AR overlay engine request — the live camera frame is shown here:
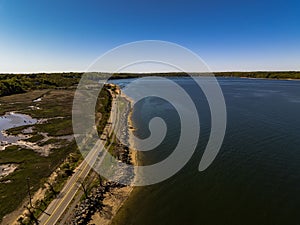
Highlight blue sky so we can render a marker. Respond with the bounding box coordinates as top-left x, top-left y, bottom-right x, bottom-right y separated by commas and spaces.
0, 0, 299, 73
